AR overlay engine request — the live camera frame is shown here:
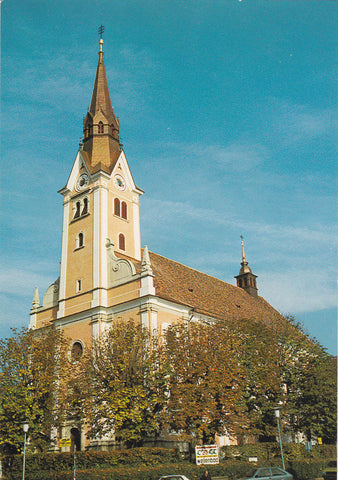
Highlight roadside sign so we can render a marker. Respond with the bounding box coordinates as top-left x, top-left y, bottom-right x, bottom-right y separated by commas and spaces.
195, 445, 219, 465
59, 438, 71, 448
318, 437, 322, 445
